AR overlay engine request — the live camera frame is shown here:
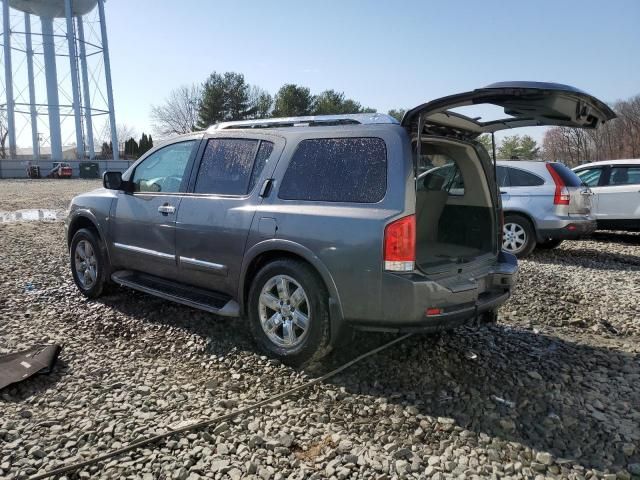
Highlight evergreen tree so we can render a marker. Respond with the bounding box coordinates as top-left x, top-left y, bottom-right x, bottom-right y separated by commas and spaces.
272, 84, 315, 117
138, 133, 153, 156
196, 72, 255, 128
387, 109, 406, 122
124, 137, 139, 157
